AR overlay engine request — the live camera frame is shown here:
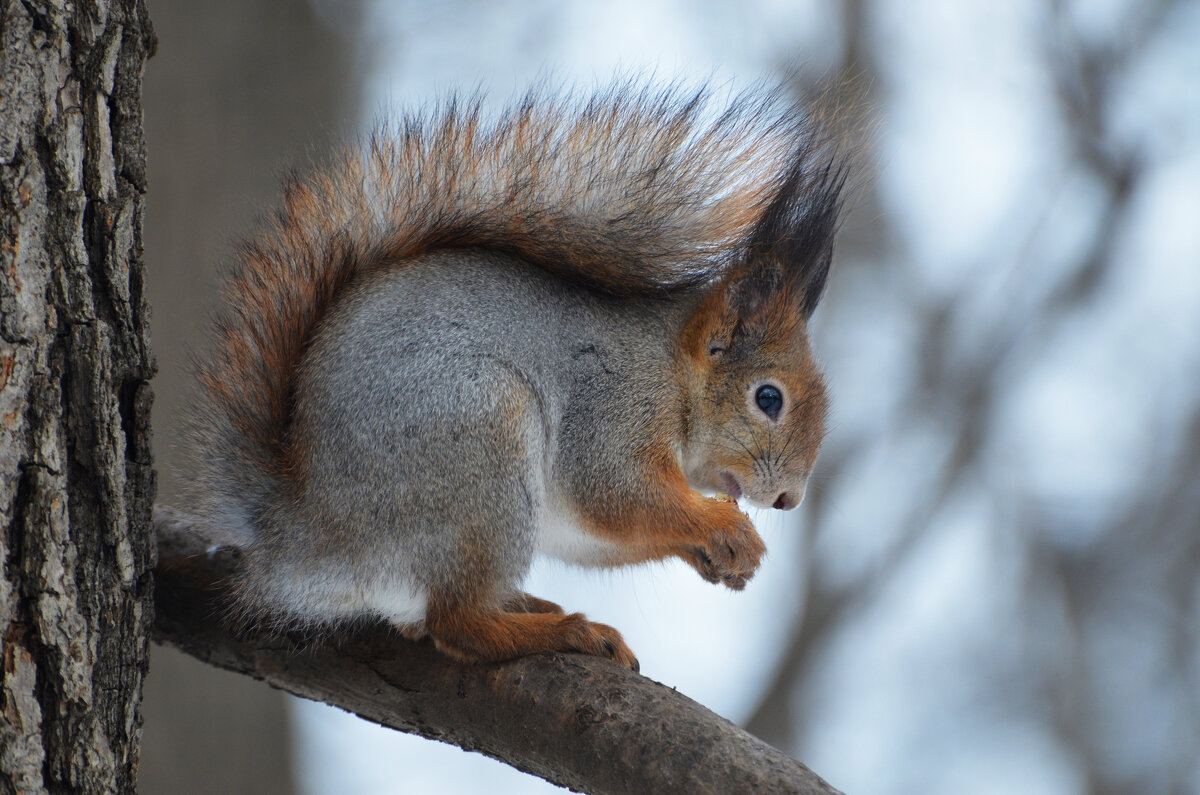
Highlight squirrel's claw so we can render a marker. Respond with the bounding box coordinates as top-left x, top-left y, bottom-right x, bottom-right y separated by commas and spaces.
585, 621, 639, 671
